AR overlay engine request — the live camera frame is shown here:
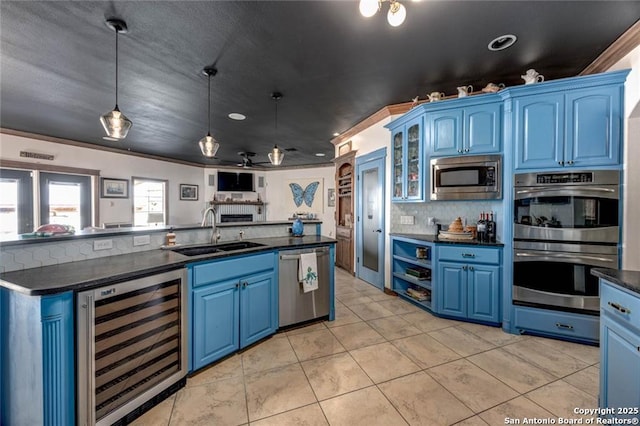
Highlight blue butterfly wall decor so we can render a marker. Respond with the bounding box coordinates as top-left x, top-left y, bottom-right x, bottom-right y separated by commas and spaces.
289, 181, 320, 207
